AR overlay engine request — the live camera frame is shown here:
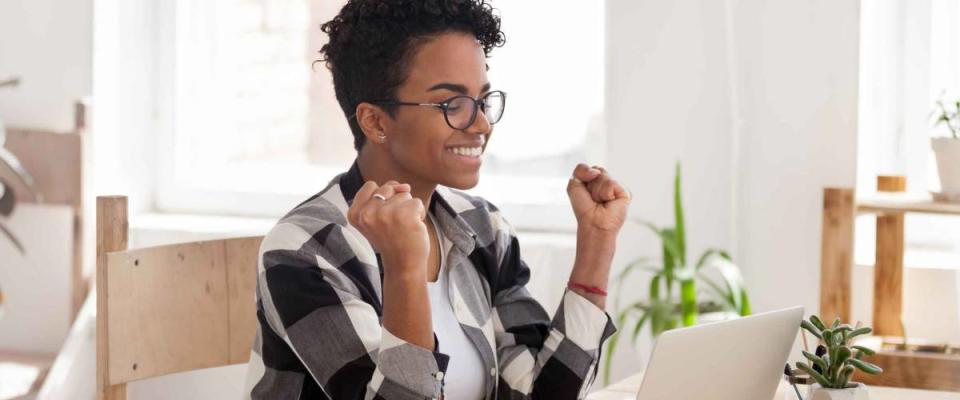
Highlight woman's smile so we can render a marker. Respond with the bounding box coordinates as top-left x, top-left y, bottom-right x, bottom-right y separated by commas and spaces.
444, 143, 484, 168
